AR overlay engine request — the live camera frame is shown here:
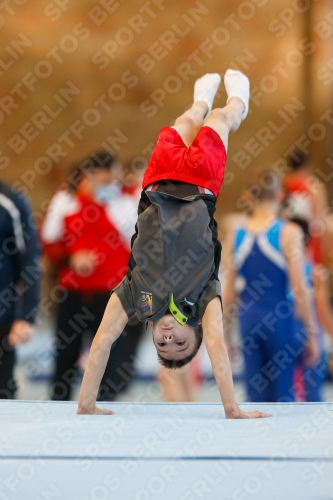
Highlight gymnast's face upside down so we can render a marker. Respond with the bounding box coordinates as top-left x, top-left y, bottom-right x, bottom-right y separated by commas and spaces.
151, 313, 203, 368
